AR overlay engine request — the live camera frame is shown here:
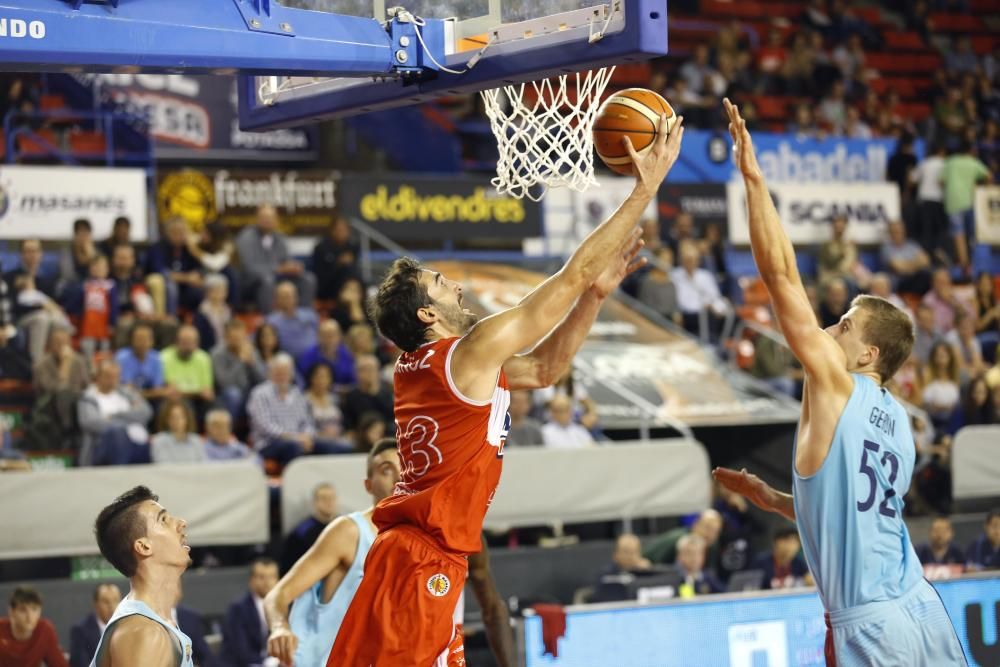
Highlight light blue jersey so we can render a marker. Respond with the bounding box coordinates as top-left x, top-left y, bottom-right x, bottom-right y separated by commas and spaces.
89, 595, 194, 667
793, 374, 966, 666
289, 511, 375, 667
